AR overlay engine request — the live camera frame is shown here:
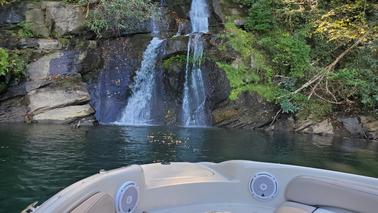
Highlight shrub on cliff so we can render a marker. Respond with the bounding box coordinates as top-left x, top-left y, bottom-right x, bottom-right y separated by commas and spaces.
0, 48, 26, 92
86, 0, 156, 37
